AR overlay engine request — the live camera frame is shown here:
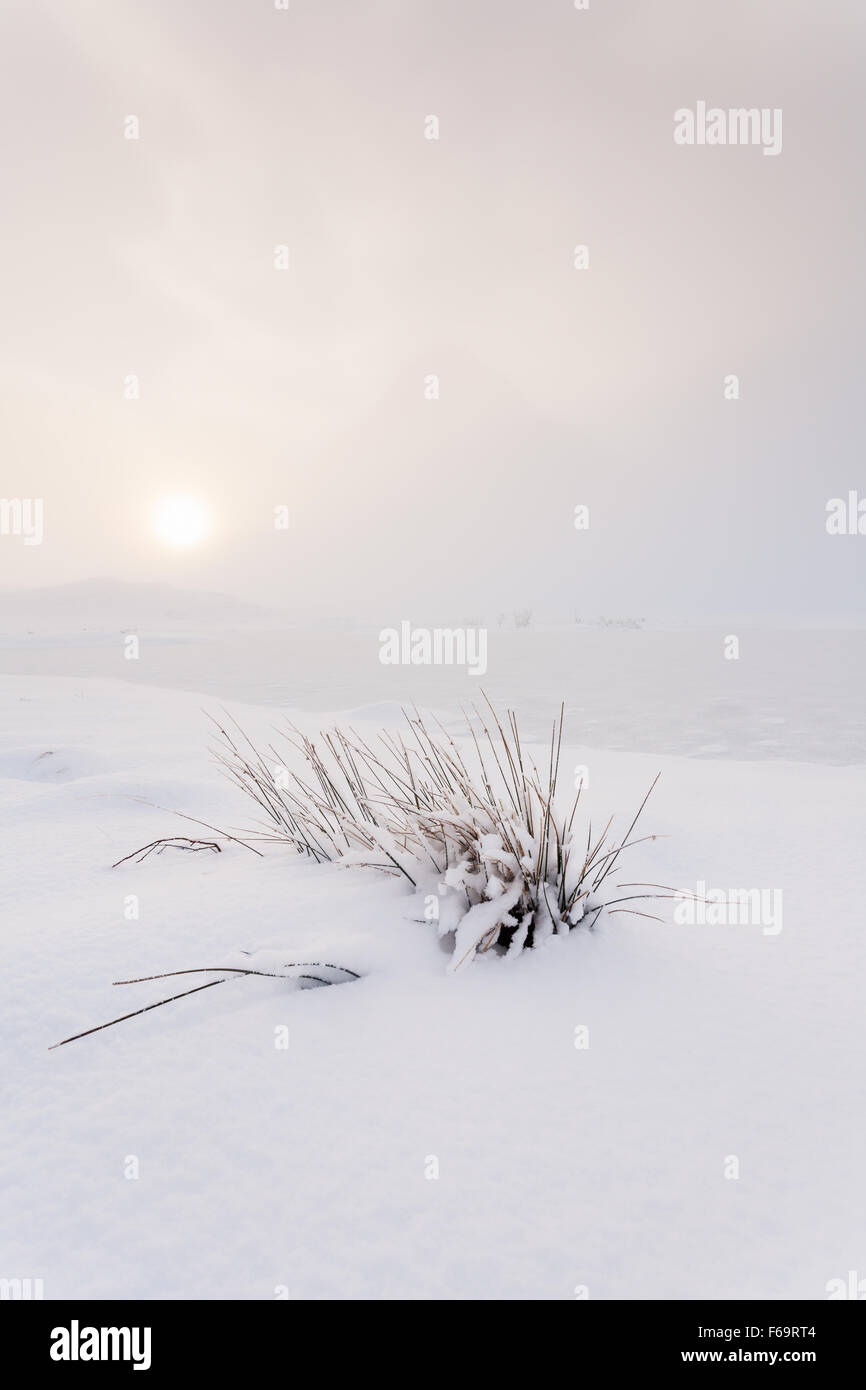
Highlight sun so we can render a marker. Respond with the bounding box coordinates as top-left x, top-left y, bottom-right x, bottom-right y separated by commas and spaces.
152, 495, 211, 548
